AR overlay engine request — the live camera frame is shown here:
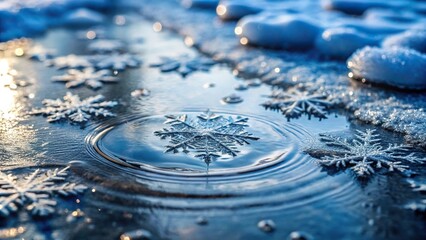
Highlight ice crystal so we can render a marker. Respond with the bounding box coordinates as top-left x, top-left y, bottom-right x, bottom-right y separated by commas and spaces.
154, 110, 259, 164
30, 92, 117, 123
46, 54, 93, 69
52, 68, 119, 90
262, 88, 331, 119
27, 45, 55, 61
95, 53, 141, 71
316, 129, 424, 177
149, 54, 215, 77
0, 167, 87, 216
405, 179, 426, 212
88, 39, 124, 53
